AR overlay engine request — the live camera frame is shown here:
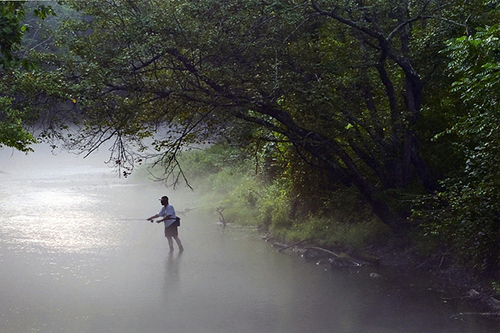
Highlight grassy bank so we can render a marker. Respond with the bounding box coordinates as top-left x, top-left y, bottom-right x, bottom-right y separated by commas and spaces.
169, 143, 390, 252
